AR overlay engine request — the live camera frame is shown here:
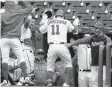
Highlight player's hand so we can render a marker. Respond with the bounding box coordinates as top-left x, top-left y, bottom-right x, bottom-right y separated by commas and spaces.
32, 7, 37, 13
65, 43, 72, 48
18, 65, 20, 68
